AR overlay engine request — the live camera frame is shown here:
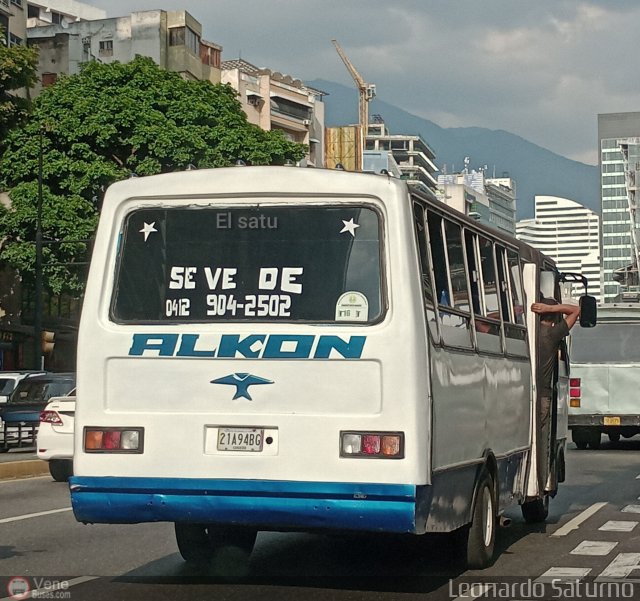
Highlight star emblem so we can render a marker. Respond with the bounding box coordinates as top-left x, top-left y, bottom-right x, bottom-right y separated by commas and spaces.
139, 222, 157, 242
340, 218, 360, 237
